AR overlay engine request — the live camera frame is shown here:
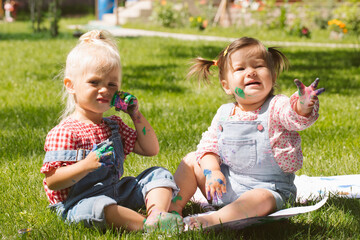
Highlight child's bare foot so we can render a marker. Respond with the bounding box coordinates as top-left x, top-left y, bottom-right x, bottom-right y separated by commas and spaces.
169, 202, 183, 216
183, 211, 218, 230
143, 209, 184, 233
